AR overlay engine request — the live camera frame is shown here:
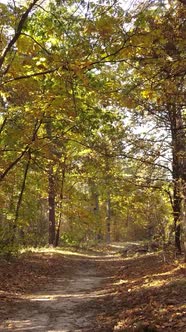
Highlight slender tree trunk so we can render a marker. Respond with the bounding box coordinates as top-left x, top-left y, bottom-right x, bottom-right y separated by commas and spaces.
10, 150, 31, 247
105, 152, 111, 244
94, 192, 102, 241
48, 163, 56, 246
182, 187, 186, 261
55, 159, 66, 247
106, 192, 111, 243
89, 179, 102, 241
55, 221, 60, 247
46, 118, 56, 246
173, 181, 182, 253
